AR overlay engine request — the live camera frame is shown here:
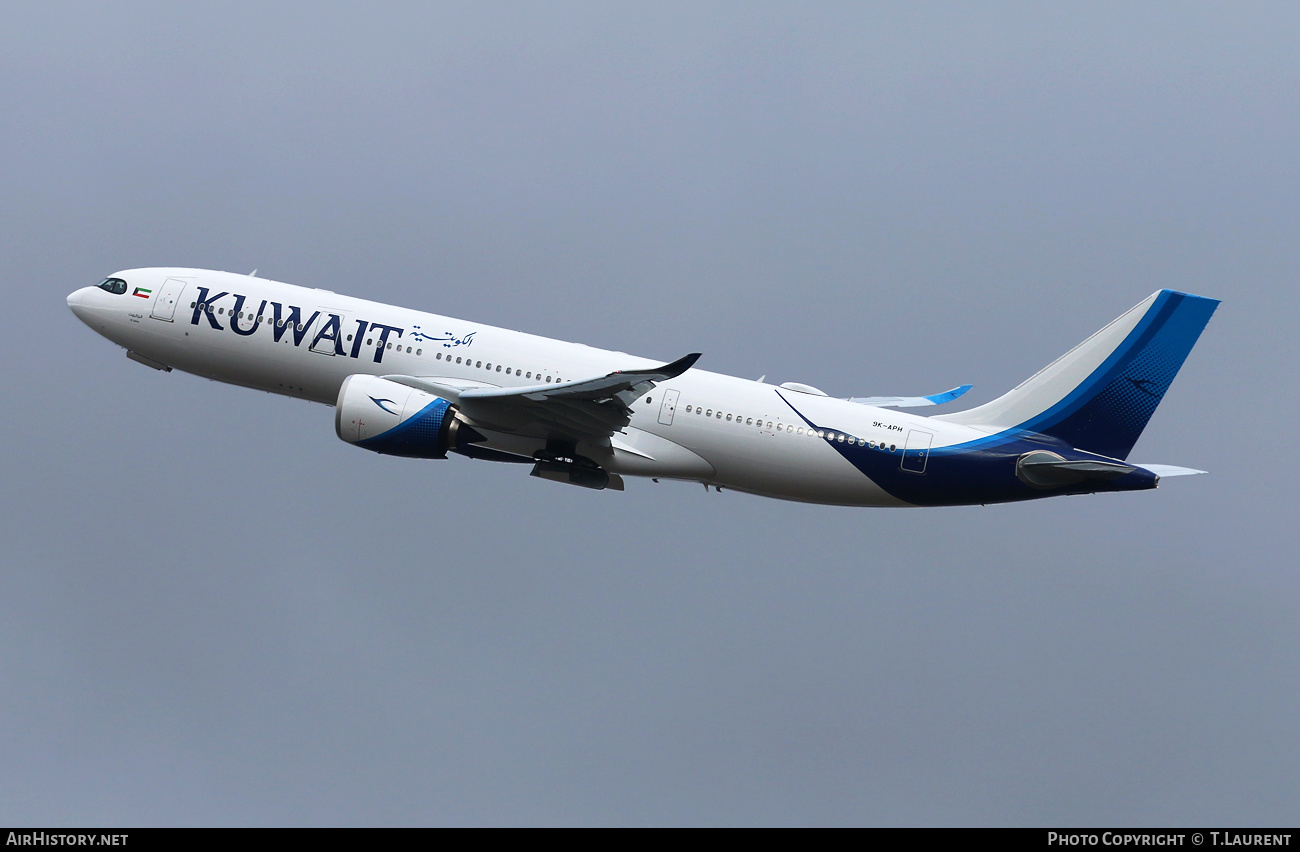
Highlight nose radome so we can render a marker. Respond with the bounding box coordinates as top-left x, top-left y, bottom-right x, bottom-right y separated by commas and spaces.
67, 287, 93, 321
